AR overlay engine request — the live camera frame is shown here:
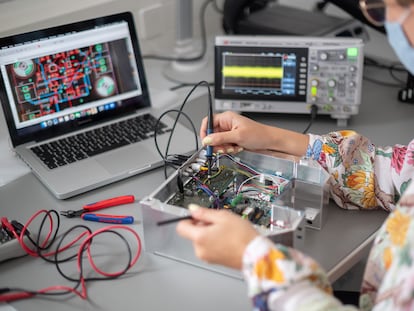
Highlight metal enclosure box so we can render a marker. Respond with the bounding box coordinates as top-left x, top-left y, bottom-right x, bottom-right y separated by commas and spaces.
140, 150, 330, 278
